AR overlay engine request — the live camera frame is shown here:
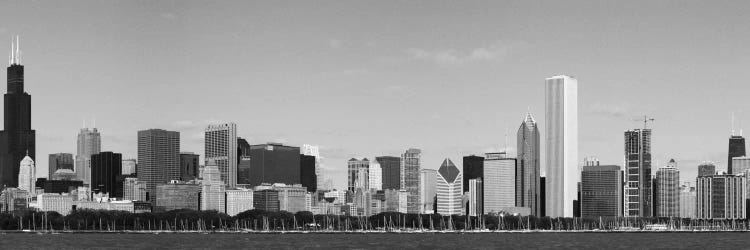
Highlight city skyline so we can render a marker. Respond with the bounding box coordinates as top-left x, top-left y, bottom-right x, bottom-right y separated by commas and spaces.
2, 1, 750, 191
